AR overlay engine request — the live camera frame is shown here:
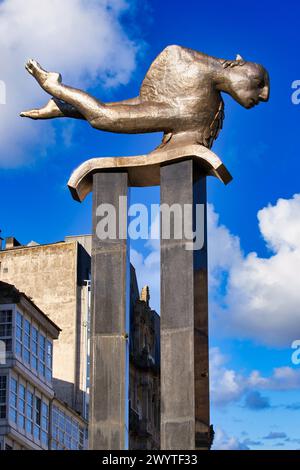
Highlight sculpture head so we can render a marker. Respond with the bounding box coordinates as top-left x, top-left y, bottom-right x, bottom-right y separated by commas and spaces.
219, 56, 270, 109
